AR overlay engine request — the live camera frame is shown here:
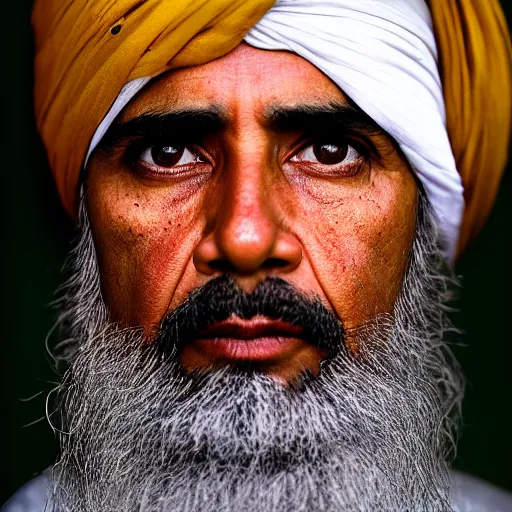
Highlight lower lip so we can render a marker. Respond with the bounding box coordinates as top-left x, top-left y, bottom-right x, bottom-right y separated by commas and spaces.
191, 336, 304, 362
